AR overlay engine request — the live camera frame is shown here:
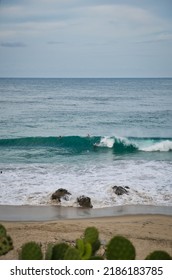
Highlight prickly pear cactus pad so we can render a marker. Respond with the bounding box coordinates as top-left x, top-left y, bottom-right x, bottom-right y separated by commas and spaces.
64, 247, 81, 260
0, 224, 7, 237
76, 239, 85, 256
0, 224, 13, 256
0, 236, 13, 256
51, 243, 69, 260
89, 255, 104, 260
84, 227, 99, 245
91, 239, 101, 255
76, 239, 92, 260
81, 242, 92, 260
19, 241, 43, 260
106, 235, 136, 260
145, 250, 171, 260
